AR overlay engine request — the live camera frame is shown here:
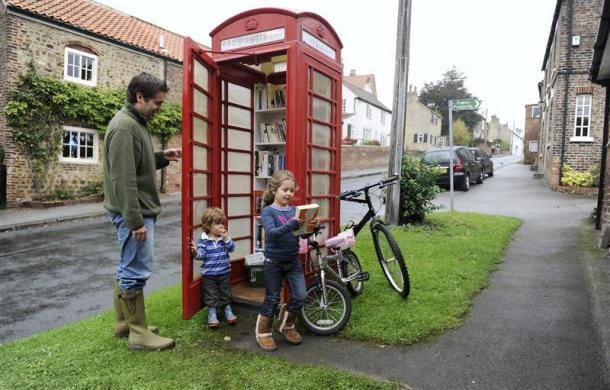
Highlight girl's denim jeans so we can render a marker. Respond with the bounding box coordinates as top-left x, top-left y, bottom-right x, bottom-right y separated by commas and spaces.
260, 258, 307, 317
109, 212, 156, 291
